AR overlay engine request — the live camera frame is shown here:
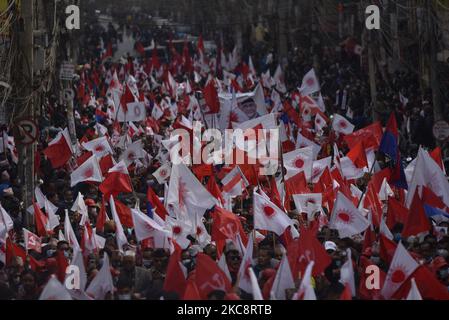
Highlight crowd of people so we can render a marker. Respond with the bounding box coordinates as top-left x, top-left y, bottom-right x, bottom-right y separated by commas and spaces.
0, 6, 449, 301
